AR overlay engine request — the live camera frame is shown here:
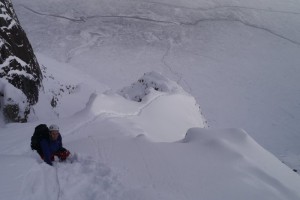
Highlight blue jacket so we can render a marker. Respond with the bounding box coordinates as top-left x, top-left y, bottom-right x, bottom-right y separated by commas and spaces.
40, 135, 62, 165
